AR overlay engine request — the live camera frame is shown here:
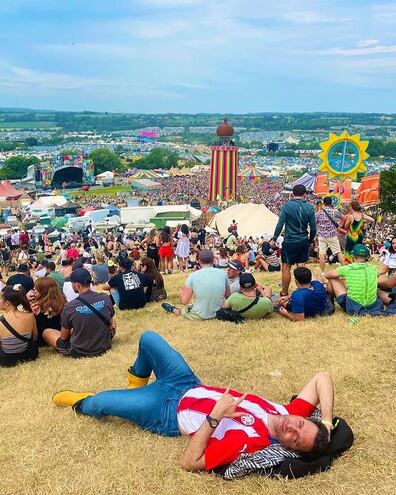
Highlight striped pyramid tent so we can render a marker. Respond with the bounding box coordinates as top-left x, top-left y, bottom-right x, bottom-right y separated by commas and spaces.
131, 169, 160, 180
238, 165, 266, 181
